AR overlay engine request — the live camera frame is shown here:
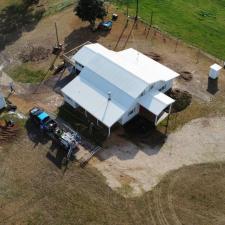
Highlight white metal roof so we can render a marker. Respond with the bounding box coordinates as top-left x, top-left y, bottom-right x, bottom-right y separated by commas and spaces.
61, 68, 130, 127
73, 44, 148, 98
80, 67, 135, 109
63, 43, 178, 127
72, 43, 115, 66
210, 63, 222, 71
117, 48, 180, 82
72, 44, 179, 98
139, 90, 175, 116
